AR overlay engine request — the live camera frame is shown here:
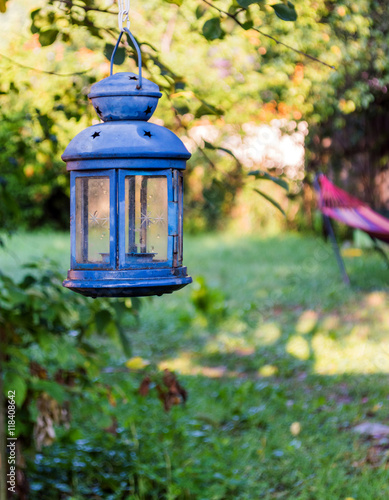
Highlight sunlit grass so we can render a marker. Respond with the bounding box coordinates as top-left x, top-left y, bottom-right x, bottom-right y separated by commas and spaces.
2, 229, 389, 376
